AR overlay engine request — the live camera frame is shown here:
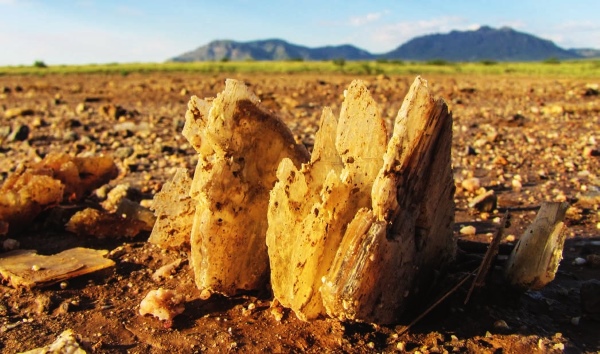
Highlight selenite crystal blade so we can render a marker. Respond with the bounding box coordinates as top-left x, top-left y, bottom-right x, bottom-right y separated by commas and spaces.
183, 79, 309, 296
268, 77, 455, 324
